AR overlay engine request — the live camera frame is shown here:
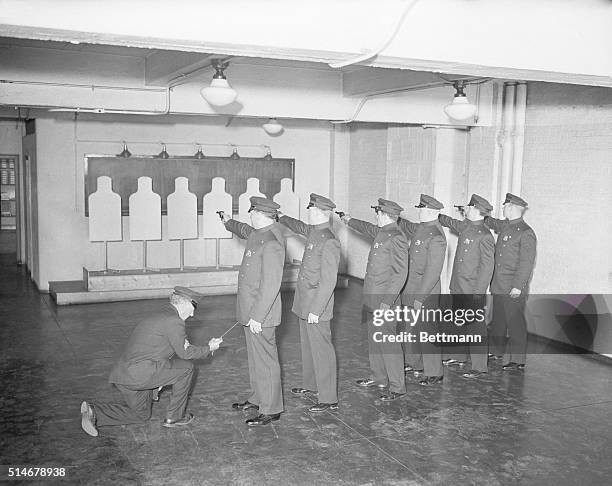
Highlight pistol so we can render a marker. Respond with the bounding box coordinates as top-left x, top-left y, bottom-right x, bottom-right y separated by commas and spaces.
335, 211, 345, 218
216, 210, 224, 220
